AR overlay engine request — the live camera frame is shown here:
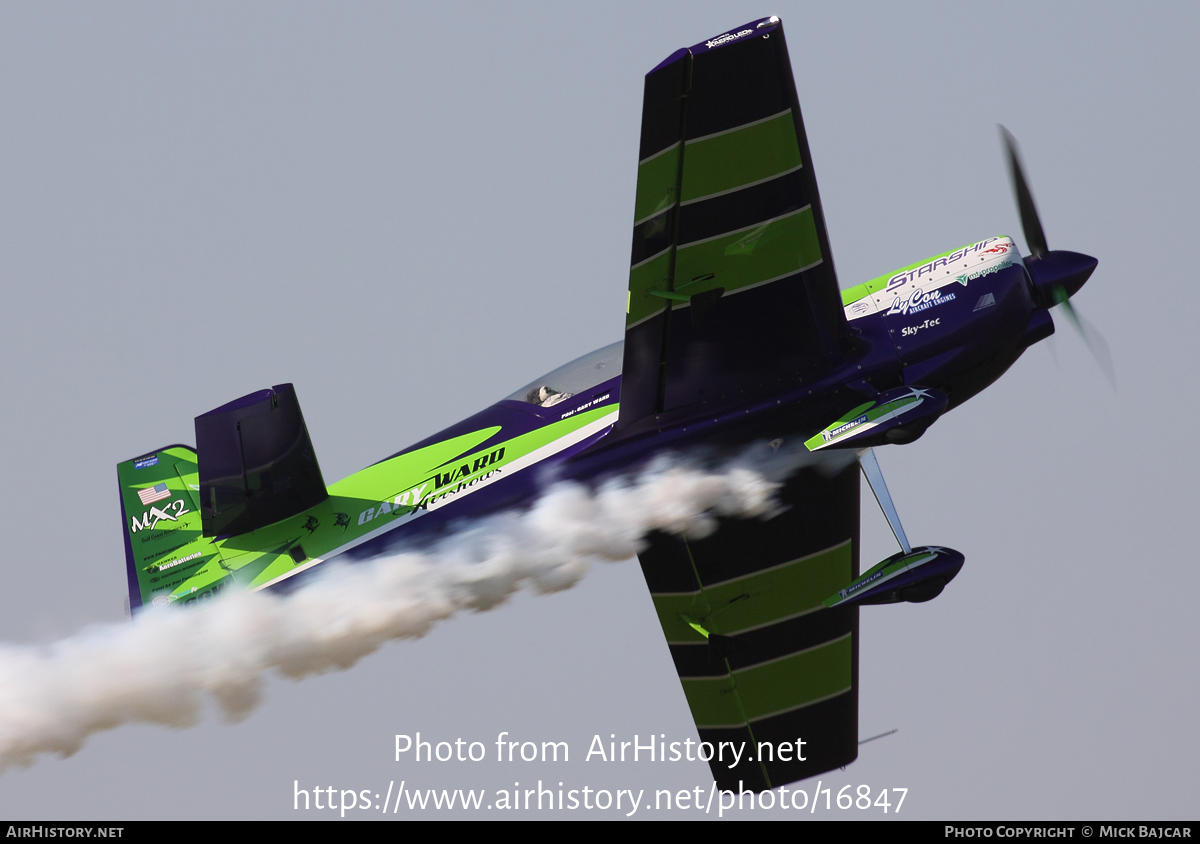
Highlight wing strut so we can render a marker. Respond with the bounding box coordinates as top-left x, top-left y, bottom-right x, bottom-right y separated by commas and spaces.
856, 448, 911, 555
